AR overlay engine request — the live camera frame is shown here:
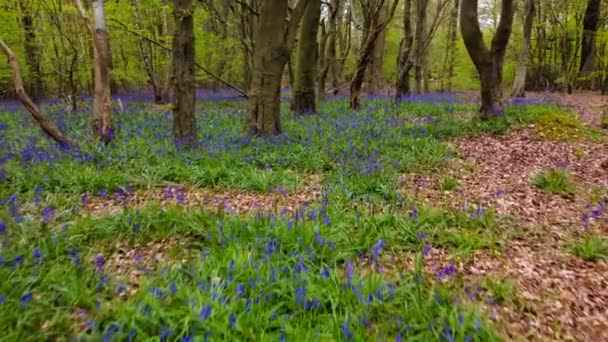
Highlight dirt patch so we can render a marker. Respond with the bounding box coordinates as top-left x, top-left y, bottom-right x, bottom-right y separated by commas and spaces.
403, 128, 608, 237
98, 237, 189, 298
85, 174, 323, 217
